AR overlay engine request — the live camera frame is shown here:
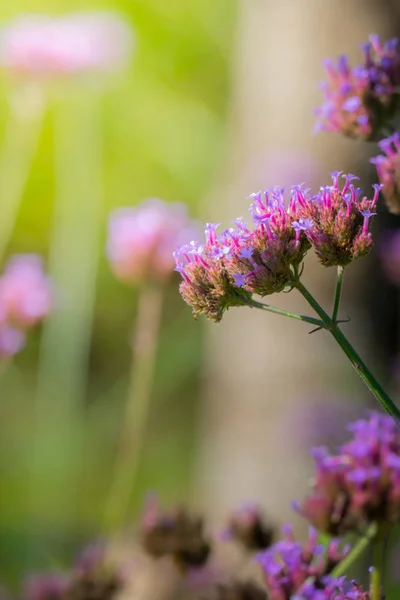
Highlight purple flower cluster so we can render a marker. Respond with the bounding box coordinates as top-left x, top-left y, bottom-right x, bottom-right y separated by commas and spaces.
23, 544, 125, 600
315, 35, 400, 139
0, 254, 52, 359
296, 411, 400, 536
371, 132, 400, 214
108, 198, 199, 285
256, 525, 349, 600
292, 577, 372, 600
175, 174, 379, 321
